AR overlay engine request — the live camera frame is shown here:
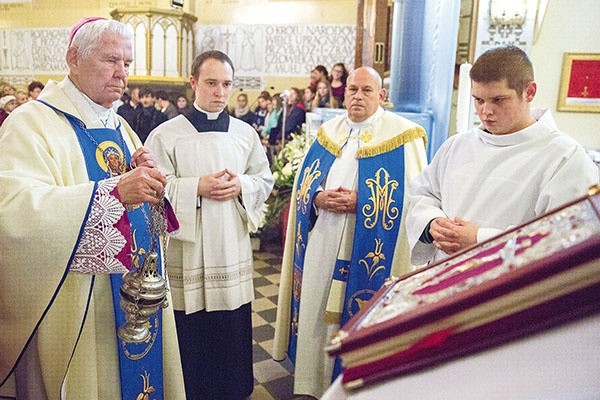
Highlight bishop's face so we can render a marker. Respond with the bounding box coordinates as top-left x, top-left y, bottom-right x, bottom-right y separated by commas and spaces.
190, 58, 234, 113
67, 31, 132, 109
